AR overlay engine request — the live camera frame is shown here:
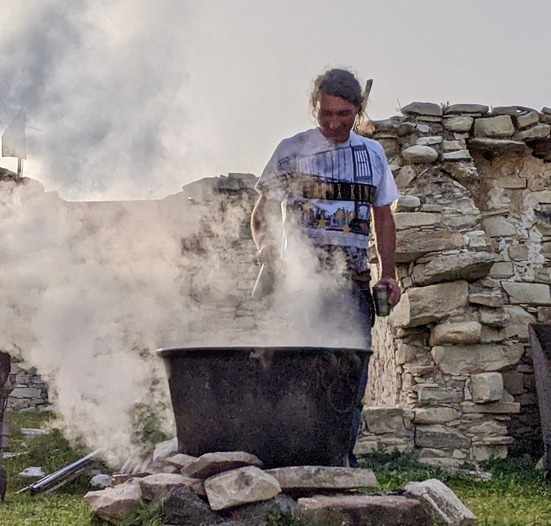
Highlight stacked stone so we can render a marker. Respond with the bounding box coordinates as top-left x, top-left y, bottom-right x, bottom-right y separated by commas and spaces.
7, 361, 49, 411
363, 101, 551, 465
